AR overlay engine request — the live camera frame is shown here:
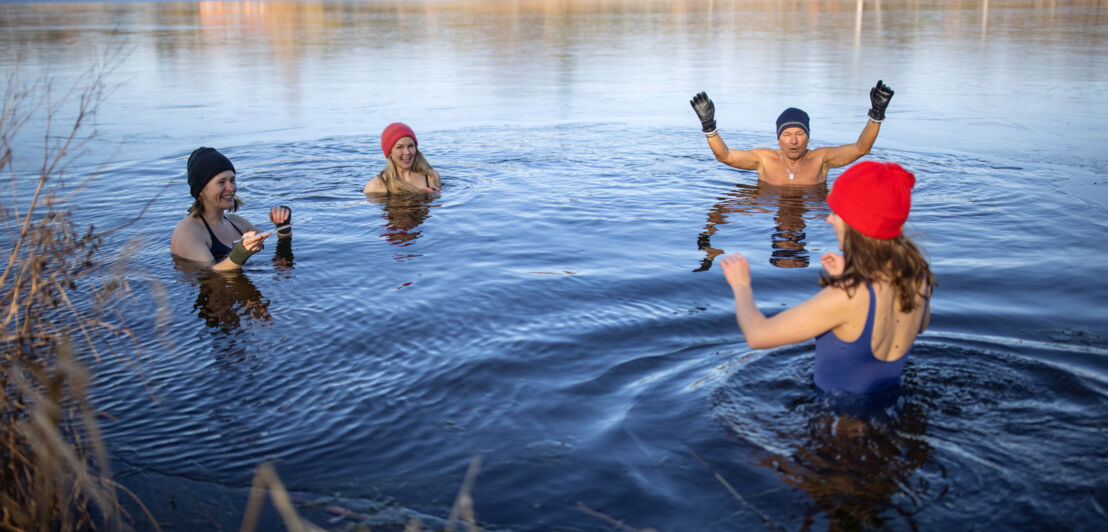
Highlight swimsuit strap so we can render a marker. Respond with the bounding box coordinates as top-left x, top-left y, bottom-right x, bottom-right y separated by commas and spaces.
918, 277, 932, 334
199, 215, 217, 239
425, 174, 430, 188
200, 215, 244, 246
861, 283, 877, 341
